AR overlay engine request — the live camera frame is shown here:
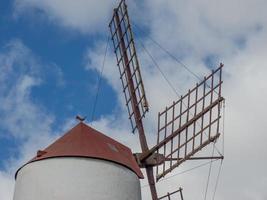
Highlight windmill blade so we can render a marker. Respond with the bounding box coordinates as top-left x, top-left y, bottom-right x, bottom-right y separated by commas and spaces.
139, 64, 224, 181
109, 1, 158, 199
156, 64, 224, 181
158, 187, 184, 200
109, 0, 149, 134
